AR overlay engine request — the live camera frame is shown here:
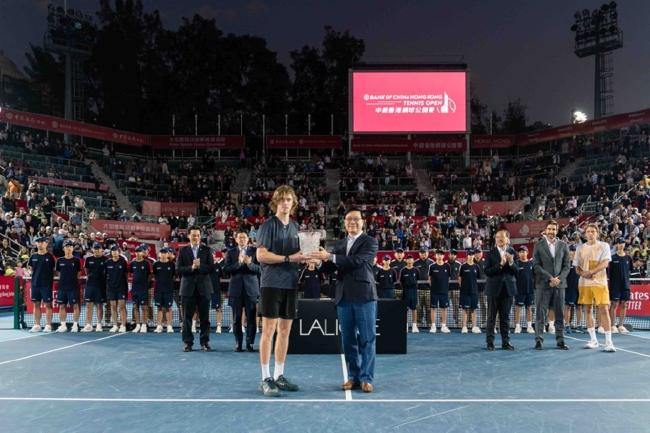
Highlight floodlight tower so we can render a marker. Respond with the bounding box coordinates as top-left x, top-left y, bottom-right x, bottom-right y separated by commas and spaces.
570, 2, 623, 119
